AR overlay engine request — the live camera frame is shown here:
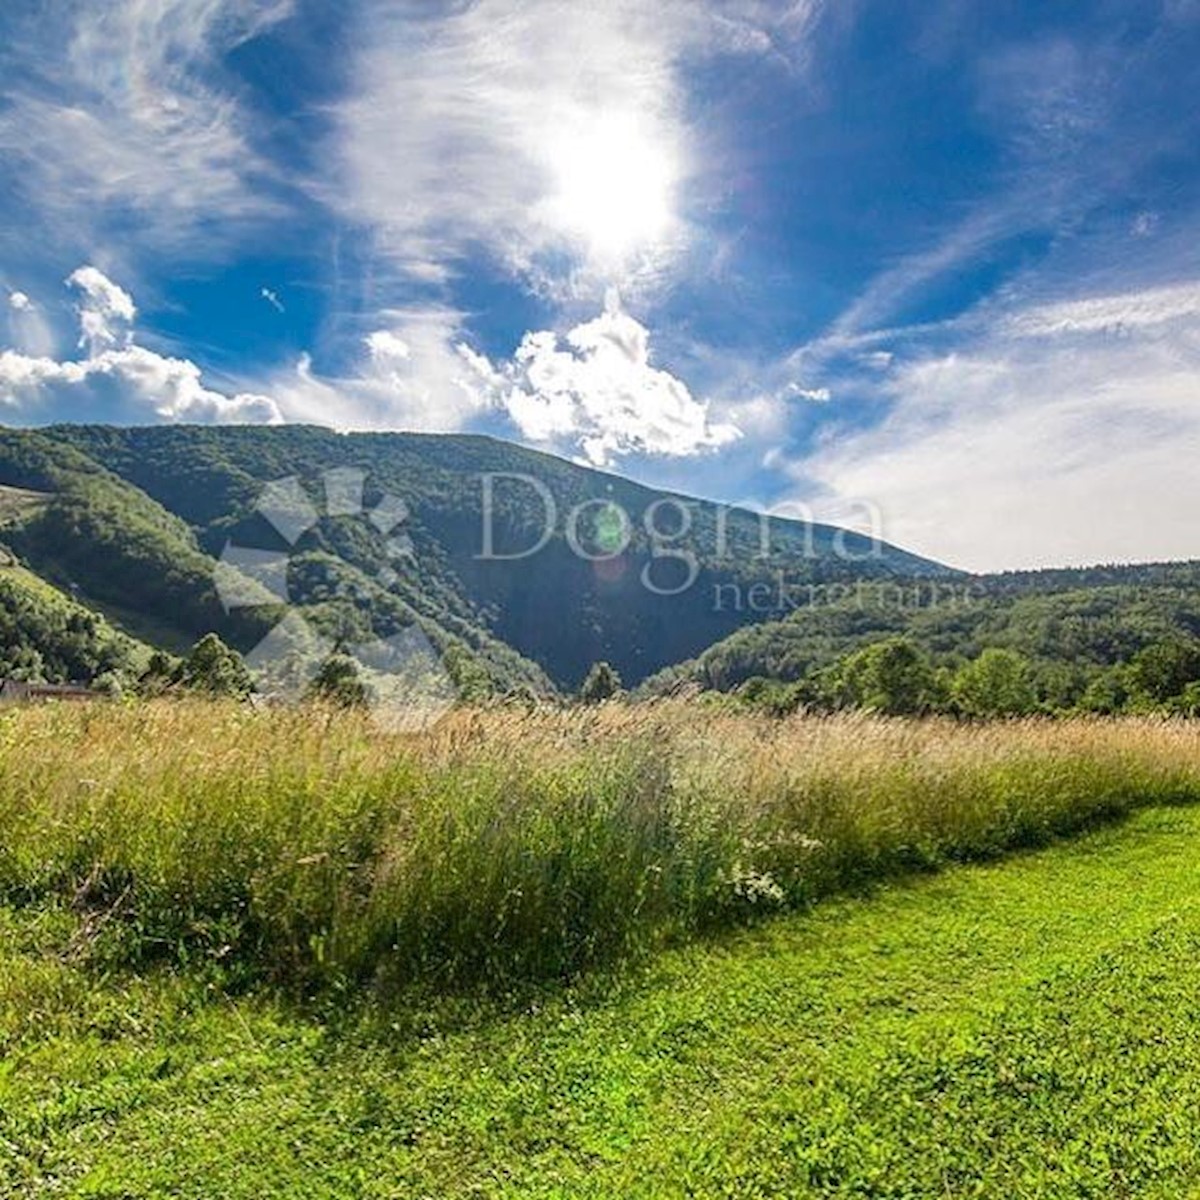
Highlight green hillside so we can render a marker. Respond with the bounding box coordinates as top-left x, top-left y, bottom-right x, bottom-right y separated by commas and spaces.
27, 424, 948, 688
9, 422, 1199, 701
0, 556, 152, 685
0, 428, 554, 695
0, 429, 274, 651
644, 561, 1200, 710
